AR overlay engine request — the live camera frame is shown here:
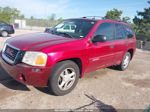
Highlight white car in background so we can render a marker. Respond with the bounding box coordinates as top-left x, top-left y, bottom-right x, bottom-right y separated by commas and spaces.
56, 23, 76, 33
45, 22, 76, 33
